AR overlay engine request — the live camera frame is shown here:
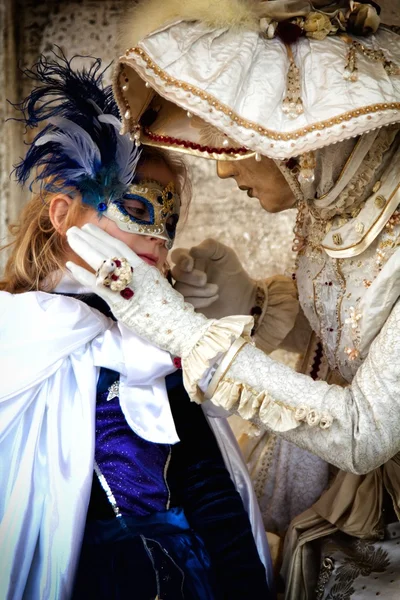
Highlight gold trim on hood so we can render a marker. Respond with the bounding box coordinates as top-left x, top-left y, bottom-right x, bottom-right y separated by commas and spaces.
322, 181, 400, 258
119, 46, 400, 145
